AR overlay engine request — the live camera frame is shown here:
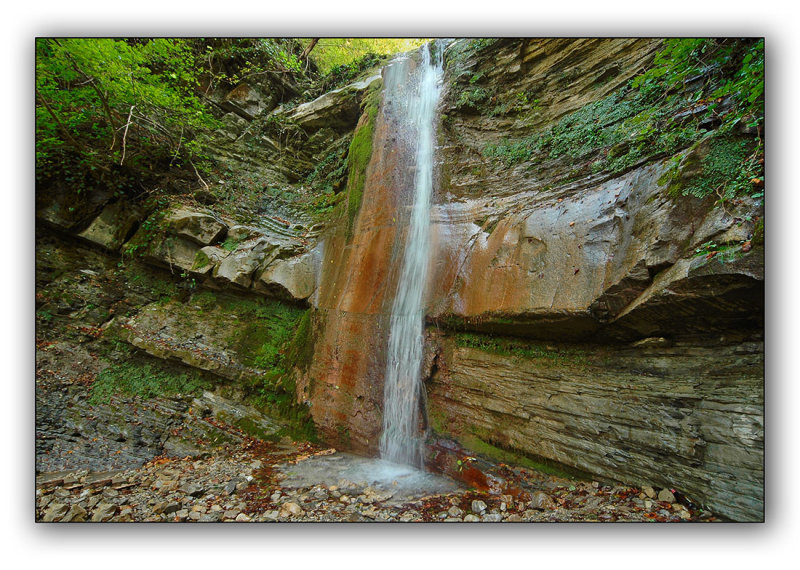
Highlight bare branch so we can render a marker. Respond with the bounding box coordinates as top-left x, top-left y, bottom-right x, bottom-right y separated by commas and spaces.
120, 105, 135, 166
